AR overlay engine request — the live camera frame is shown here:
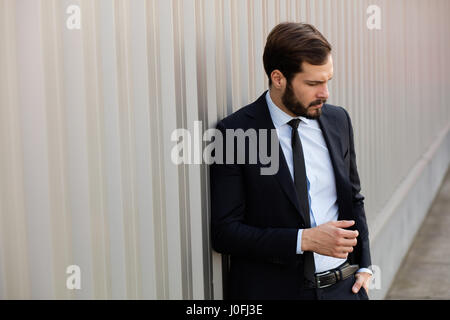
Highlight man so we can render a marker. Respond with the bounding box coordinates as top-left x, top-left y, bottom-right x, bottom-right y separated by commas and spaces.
210, 22, 372, 300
